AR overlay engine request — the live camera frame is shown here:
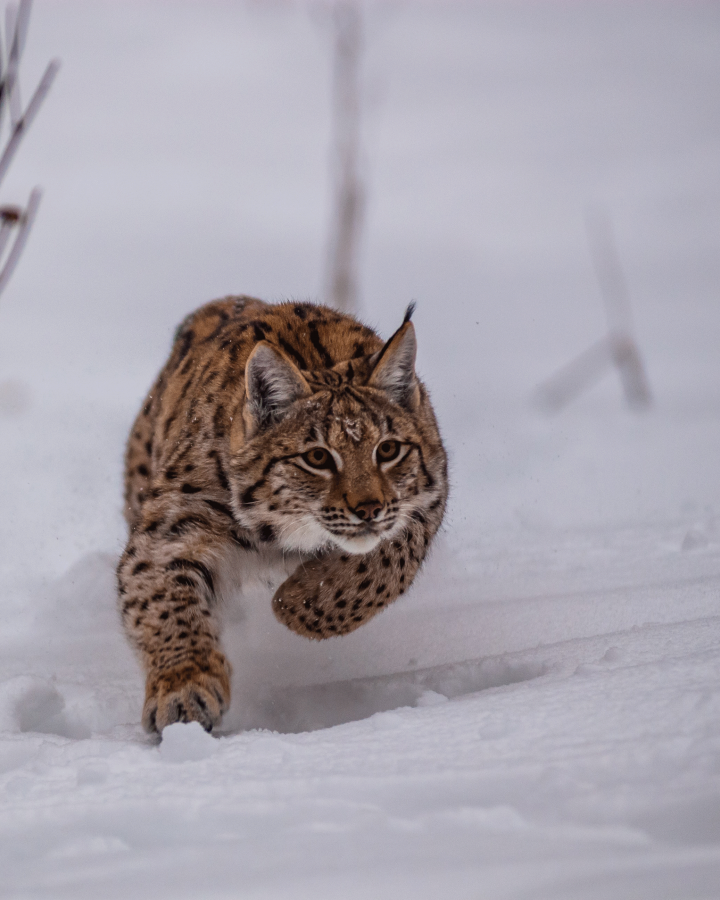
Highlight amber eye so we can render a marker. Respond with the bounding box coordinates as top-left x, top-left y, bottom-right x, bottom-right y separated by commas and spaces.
302, 447, 334, 470
377, 440, 401, 462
